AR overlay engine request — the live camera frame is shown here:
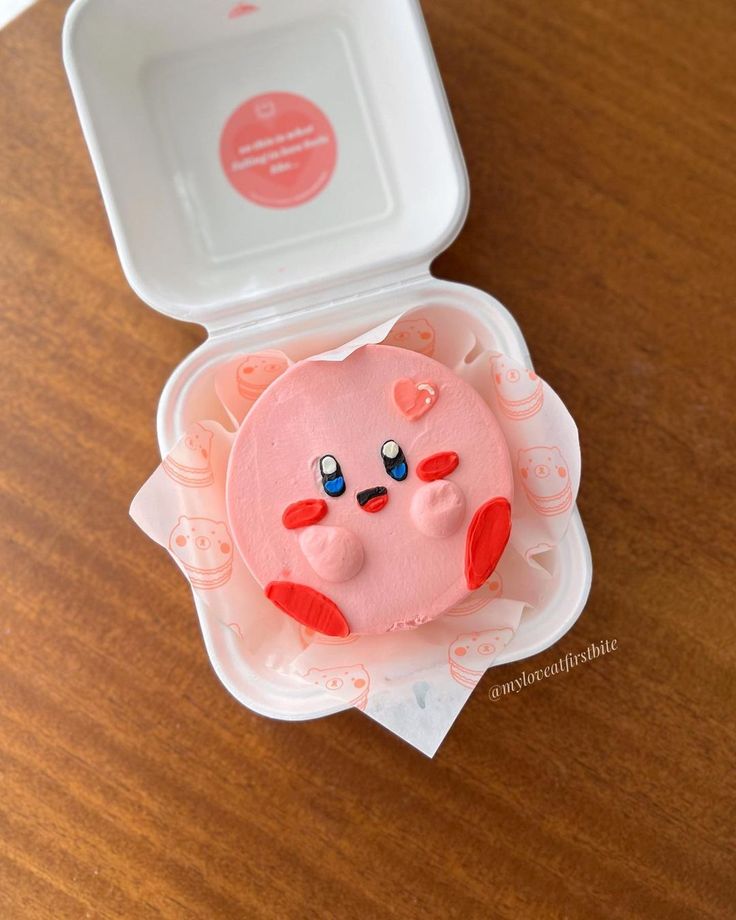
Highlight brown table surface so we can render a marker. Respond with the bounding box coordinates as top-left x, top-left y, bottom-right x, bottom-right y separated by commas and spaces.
2, 1, 734, 917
